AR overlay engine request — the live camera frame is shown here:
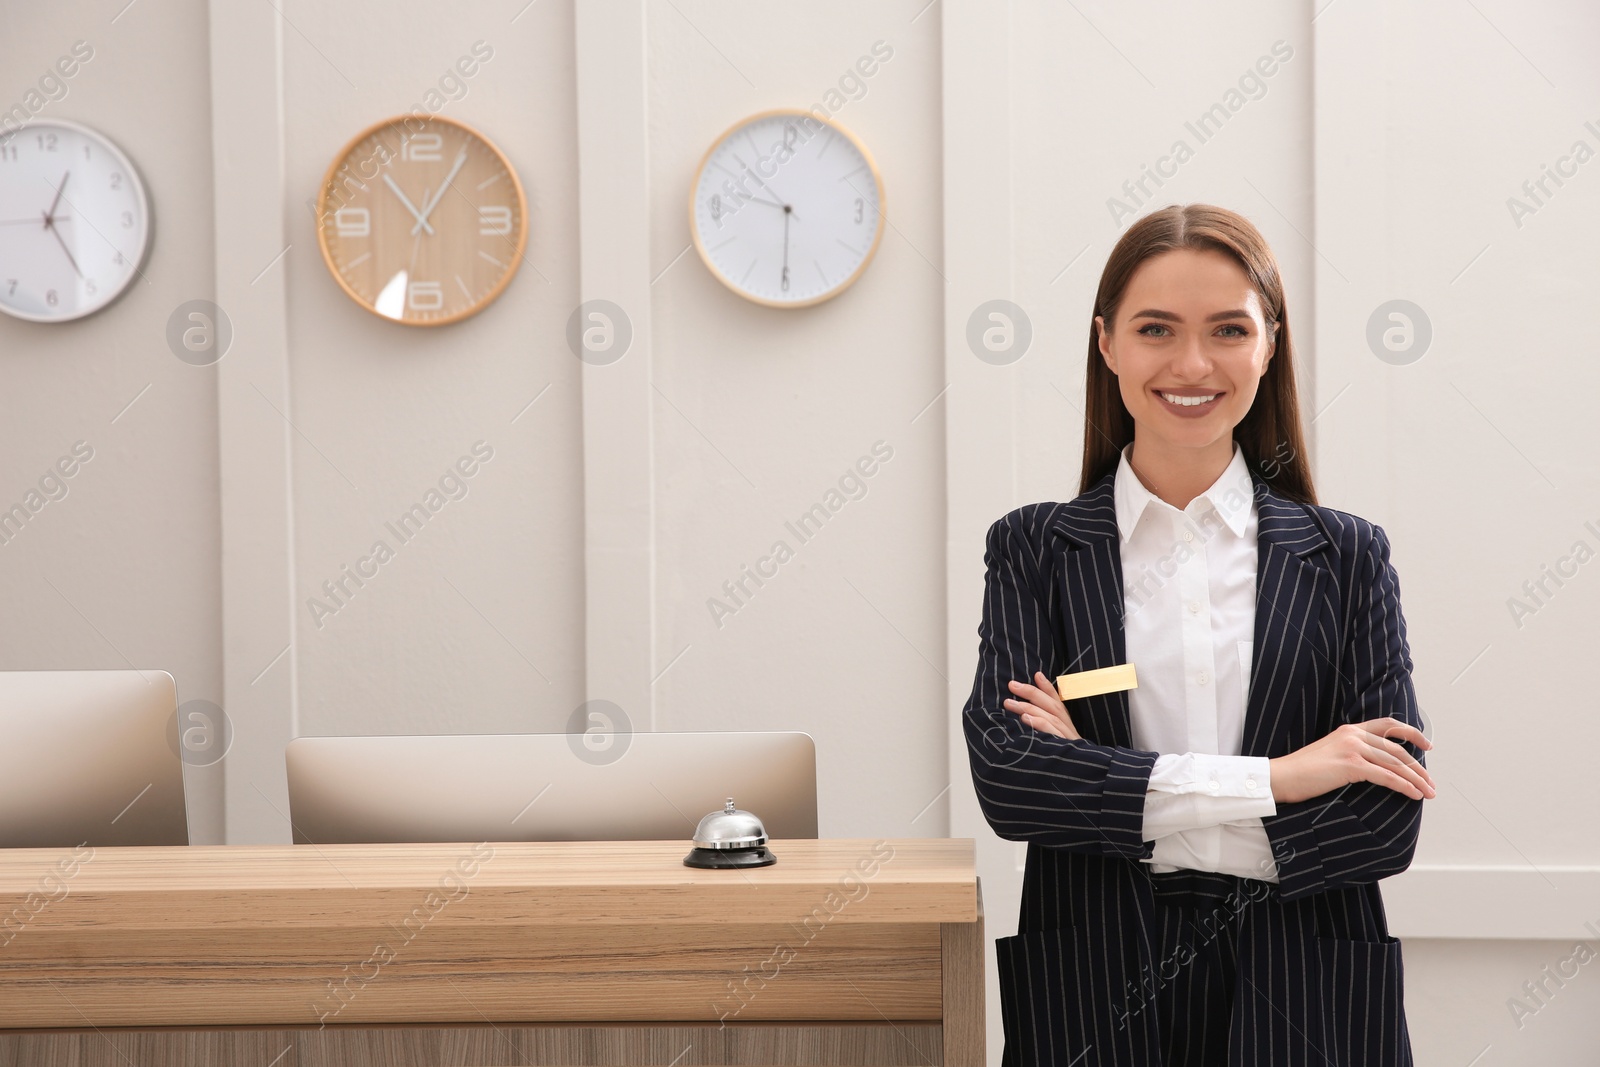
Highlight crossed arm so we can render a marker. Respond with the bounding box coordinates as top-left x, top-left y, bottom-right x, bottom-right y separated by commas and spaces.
964, 509, 1433, 899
